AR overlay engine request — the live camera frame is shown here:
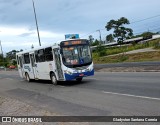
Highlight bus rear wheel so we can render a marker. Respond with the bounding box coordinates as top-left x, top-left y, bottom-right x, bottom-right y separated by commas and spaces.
25, 73, 31, 82
76, 78, 83, 82
51, 73, 57, 85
